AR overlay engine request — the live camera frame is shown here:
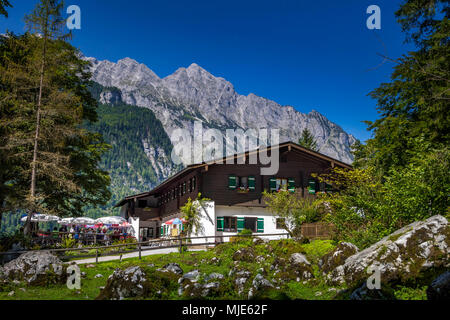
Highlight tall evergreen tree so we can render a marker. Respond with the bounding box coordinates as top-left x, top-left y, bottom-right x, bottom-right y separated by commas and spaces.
22, 0, 72, 234
362, 0, 449, 175
0, 1, 111, 235
298, 128, 319, 151
0, 0, 12, 17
